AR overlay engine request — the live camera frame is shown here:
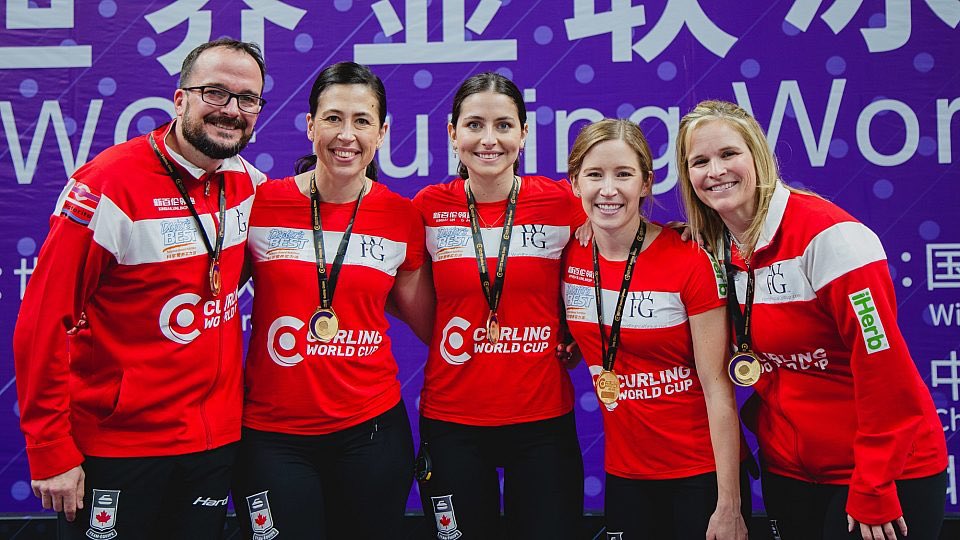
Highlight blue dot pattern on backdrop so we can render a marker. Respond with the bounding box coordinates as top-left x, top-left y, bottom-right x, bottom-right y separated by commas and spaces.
255, 153, 274, 172
872, 179, 893, 199
137, 116, 157, 135
782, 20, 801, 36
98, 77, 117, 97
137, 37, 156, 56
413, 69, 433, 90
60, 38, 77, 46
294, 33, 313, 52
11, 481, 31, 502
534, 25, 553, 45
918, 136, 936, 157
579, 391, 598, 413
295, 114, 307, 132
496, 67, 513, 80
868, 13, 886, 28
913, 52, 934, 73
919, 220, 940, 241
575, 64, 594, 84
826, 56, 846, 76
63, 116, 78, 136
584, 475, 602, 497
617, 103, 635, 118
887, 263, 897, 281
17, 238, 36, 257
264, 74, 274, 93
374, 32, 392, 44
740, 59, 760, 79
658, 61, 677, 81
829, 139, 848, 159
98, 0, 117, 17
334, 0, 352, 12
20, 79, 38, 98
536, 105, 554, 125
